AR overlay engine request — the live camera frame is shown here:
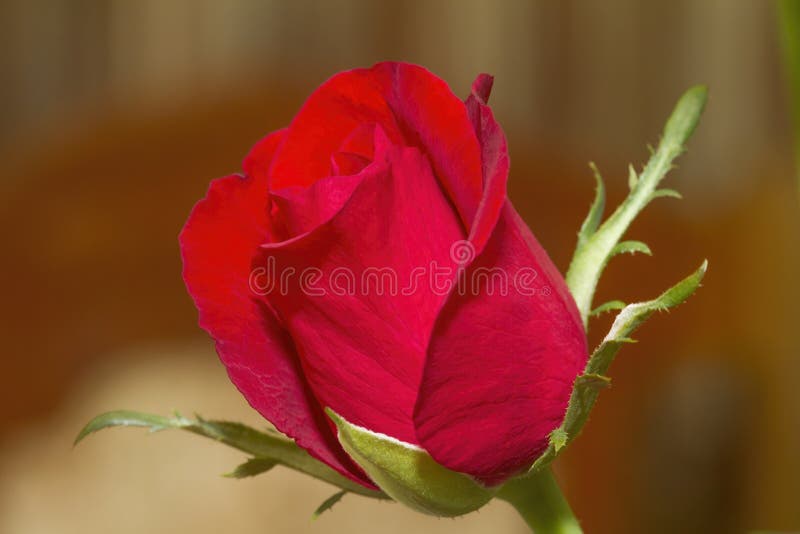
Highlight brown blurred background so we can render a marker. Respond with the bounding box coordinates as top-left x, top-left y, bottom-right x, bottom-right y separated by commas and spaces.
1, 1, 798, 533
